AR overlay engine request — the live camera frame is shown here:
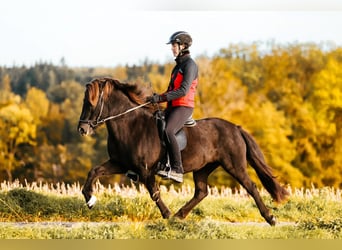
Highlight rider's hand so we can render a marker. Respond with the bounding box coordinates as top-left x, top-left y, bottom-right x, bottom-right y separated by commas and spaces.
146, 93, 166, 103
